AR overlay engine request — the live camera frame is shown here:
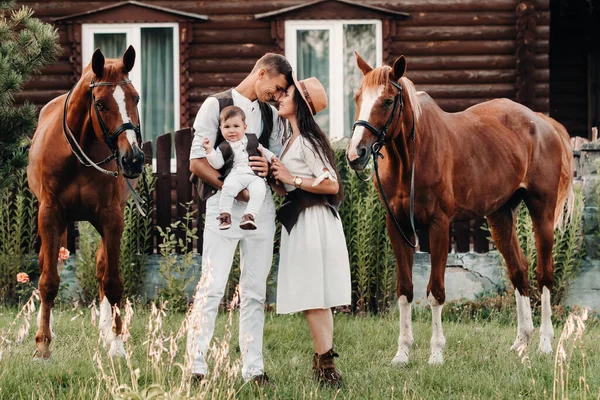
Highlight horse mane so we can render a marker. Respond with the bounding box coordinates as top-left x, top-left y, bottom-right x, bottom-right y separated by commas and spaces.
362, 66, 422, 122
